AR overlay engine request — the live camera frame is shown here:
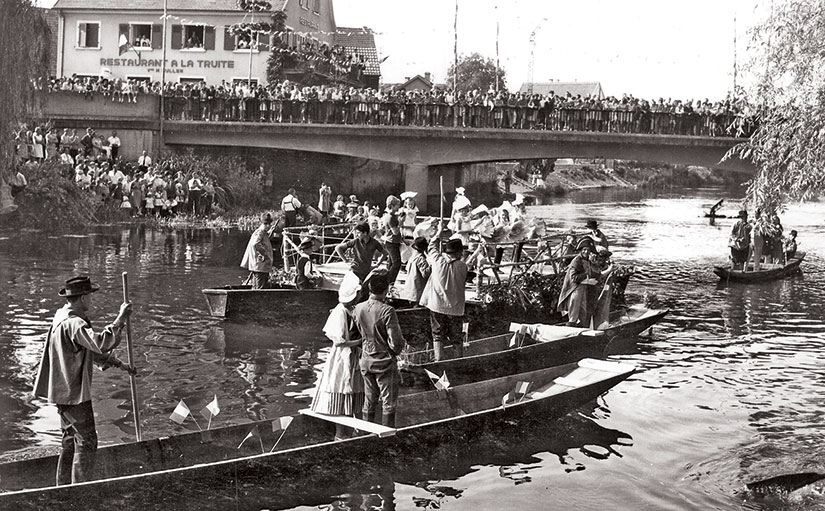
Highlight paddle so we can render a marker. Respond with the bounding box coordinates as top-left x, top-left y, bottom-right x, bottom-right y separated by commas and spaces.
746, 472, 825, 496
439, 175, 444, 252
121, 272, 142, 441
